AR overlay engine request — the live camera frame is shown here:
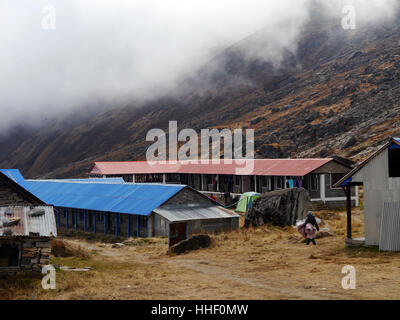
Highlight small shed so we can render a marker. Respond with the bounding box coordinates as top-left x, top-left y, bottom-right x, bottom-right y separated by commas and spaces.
0, 170, 56, 273
0, 206, 57, 273
335, 137, 400, 247
154, 205, 239, 245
